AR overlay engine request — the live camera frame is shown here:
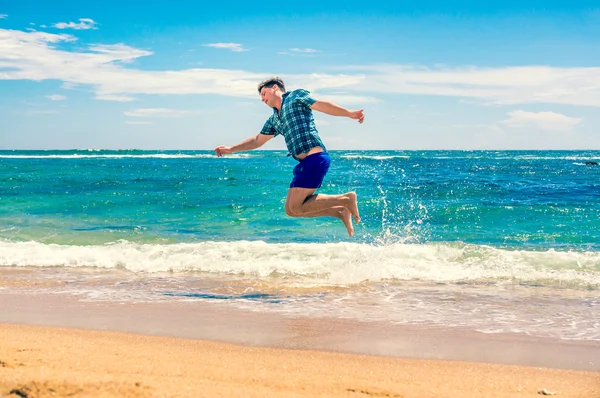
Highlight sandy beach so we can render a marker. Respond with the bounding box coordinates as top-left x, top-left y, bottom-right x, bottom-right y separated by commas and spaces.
1, 323, 598, 398
3, 0, 600, 395
1, 289, 599, 398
